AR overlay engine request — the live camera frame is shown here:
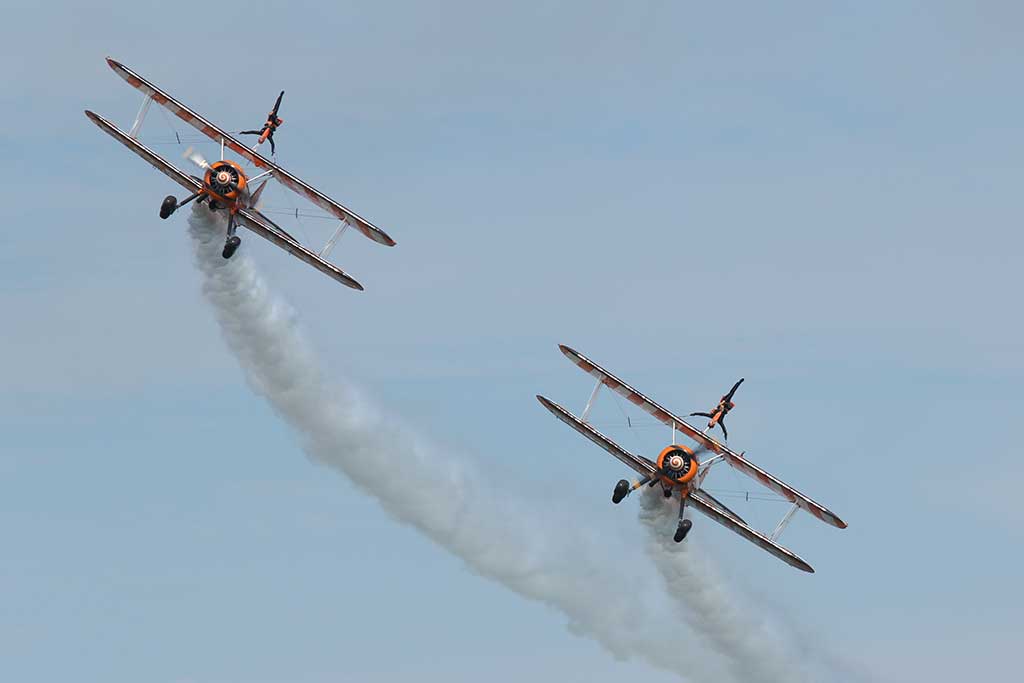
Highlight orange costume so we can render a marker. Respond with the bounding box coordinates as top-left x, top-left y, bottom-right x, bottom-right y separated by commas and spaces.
240, 91, 285, 155
691, 378, 744, 440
